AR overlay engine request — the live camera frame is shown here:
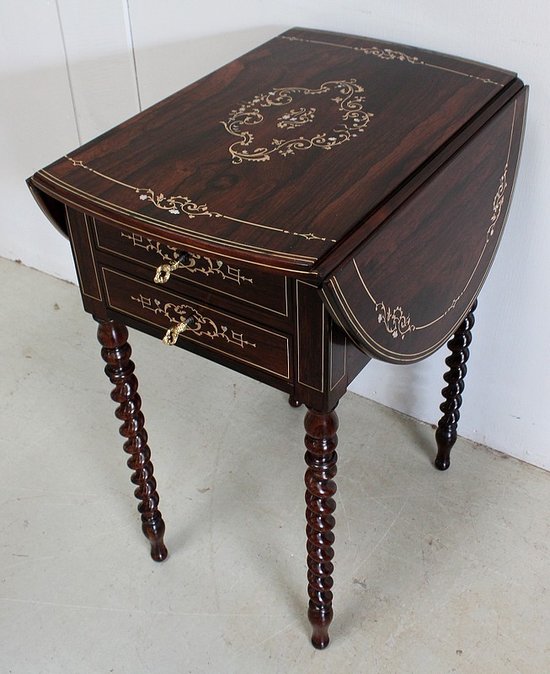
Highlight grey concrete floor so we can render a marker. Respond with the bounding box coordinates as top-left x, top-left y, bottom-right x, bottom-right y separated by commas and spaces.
1, 257, 549, 674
